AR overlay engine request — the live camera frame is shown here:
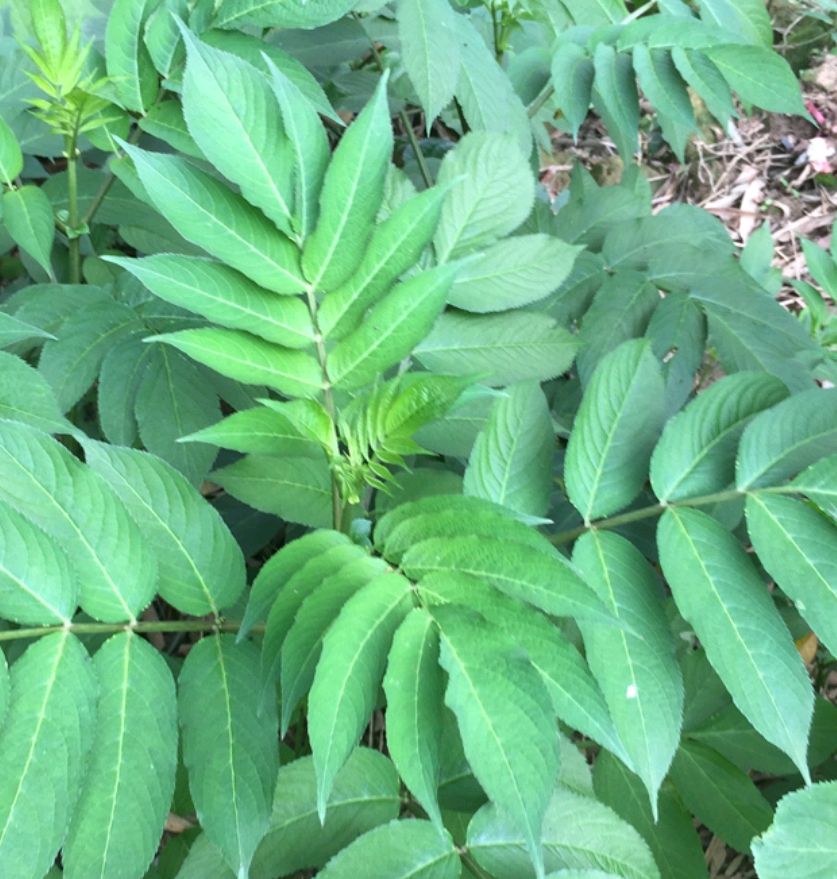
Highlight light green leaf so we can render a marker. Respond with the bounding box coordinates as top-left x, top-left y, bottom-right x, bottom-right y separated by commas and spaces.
106, 0, 159, 112
576, 271, 659, 386
453, 16, 532, 157
591, 44, 639, 161
179, 635, 278, 878
565, 339, 666, 522
123, 145, 304, 294
317, 820, 461, 879
376, 495, 554, 561
0, 311, 53, 347
402, 535, 612, 625
0, 653, 6, 729
279, 554, 388, 730
697, 0, 773, 46
319, 186, 448, 341
180, 29, 294, 235
434, 132, 535, 262
98, 338, 154, 446
736, 388, 837, 489
449, 235, 580, 313
302, 74, 393, 291
0, 503, 76, 625
791, 455, 837, 520
670, 48, 734, 127
328, 265, 456, 391
148, 328, 322, 399
144, 0, 189, 78
650, 372, 788, 502
266, 60, 330, 239
181, 405, 323, 459
110, 255, 313, 348
573, 532, 683, 817
752, 782, 837, 879
84, 442, 246, 616
669, 740, 772, 853
746, 494, 837, 657
202, 30, 340, 123
415, 311, 579, 387
0, 115, 22, 186
213, 0, 356, 29
657, 508, 813, 779
399, 0, 460, 126
690, 283, 816, 392
260, 542, 368, 701
0, 633, 96, 879
467, 785, 660, 879
593, 750, 708, 879
551, 42, 594, 139
0, 420, 157, 622
0, 351, 72, 435
309, 573, 413, 818
632, 45, 695, 130
436, 605, 558, 879
3, 185, 54, 277
383, 609, 445, 830
464, 381, 553, 519
211, 454, 331, 528
246, 749, 400, 879
63, 633, 178, 879
418, 571, 625, 760
139, 100, 202, 157
38, 296, 142, 413
134, 346, 221, 485
240, 530, 351, 641
704, 45, 805, 115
